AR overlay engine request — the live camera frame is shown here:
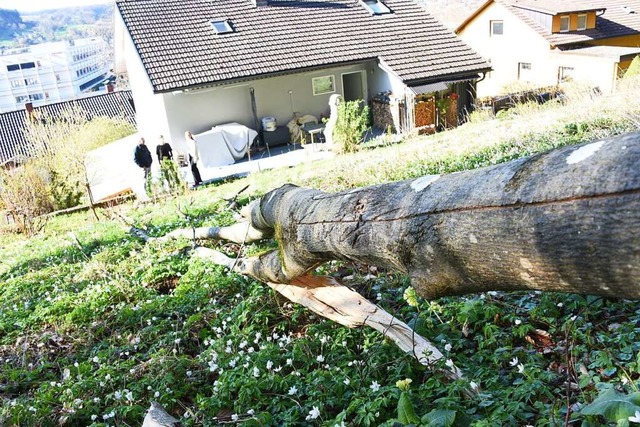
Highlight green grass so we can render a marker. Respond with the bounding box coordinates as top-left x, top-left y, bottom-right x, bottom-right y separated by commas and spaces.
1, 81, 639, 426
